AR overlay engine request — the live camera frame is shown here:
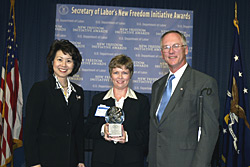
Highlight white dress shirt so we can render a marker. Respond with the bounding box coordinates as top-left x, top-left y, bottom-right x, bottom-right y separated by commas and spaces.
156, 63, 188, 116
